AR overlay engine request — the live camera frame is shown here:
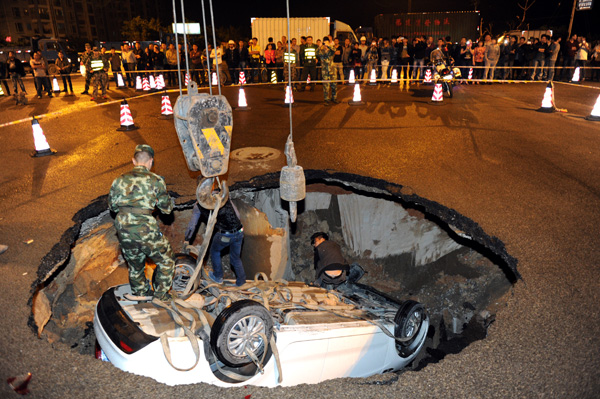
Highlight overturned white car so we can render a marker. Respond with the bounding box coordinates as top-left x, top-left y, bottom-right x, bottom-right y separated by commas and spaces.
94, 254, 429, 387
